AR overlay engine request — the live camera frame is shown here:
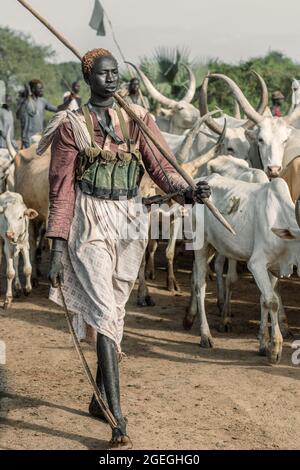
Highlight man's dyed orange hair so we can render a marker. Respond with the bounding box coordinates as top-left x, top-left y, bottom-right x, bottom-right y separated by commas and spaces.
81, 48, 116, 78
